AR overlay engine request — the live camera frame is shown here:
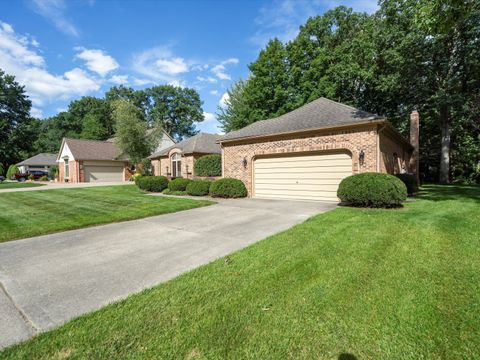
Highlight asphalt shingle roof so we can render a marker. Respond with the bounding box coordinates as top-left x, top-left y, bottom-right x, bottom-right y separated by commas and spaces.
149, 133, 221, 158
218, 97, 382, 142
62, 138, 127, 161
17, 153, 58, 166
